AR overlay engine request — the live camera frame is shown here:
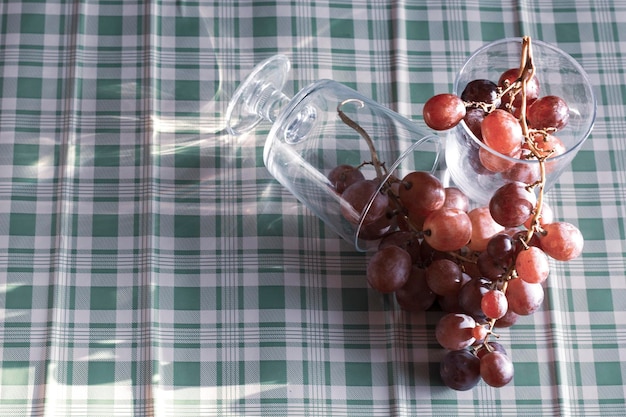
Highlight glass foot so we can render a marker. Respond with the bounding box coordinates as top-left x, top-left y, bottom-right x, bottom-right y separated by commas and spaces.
225, 55, 291, 136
